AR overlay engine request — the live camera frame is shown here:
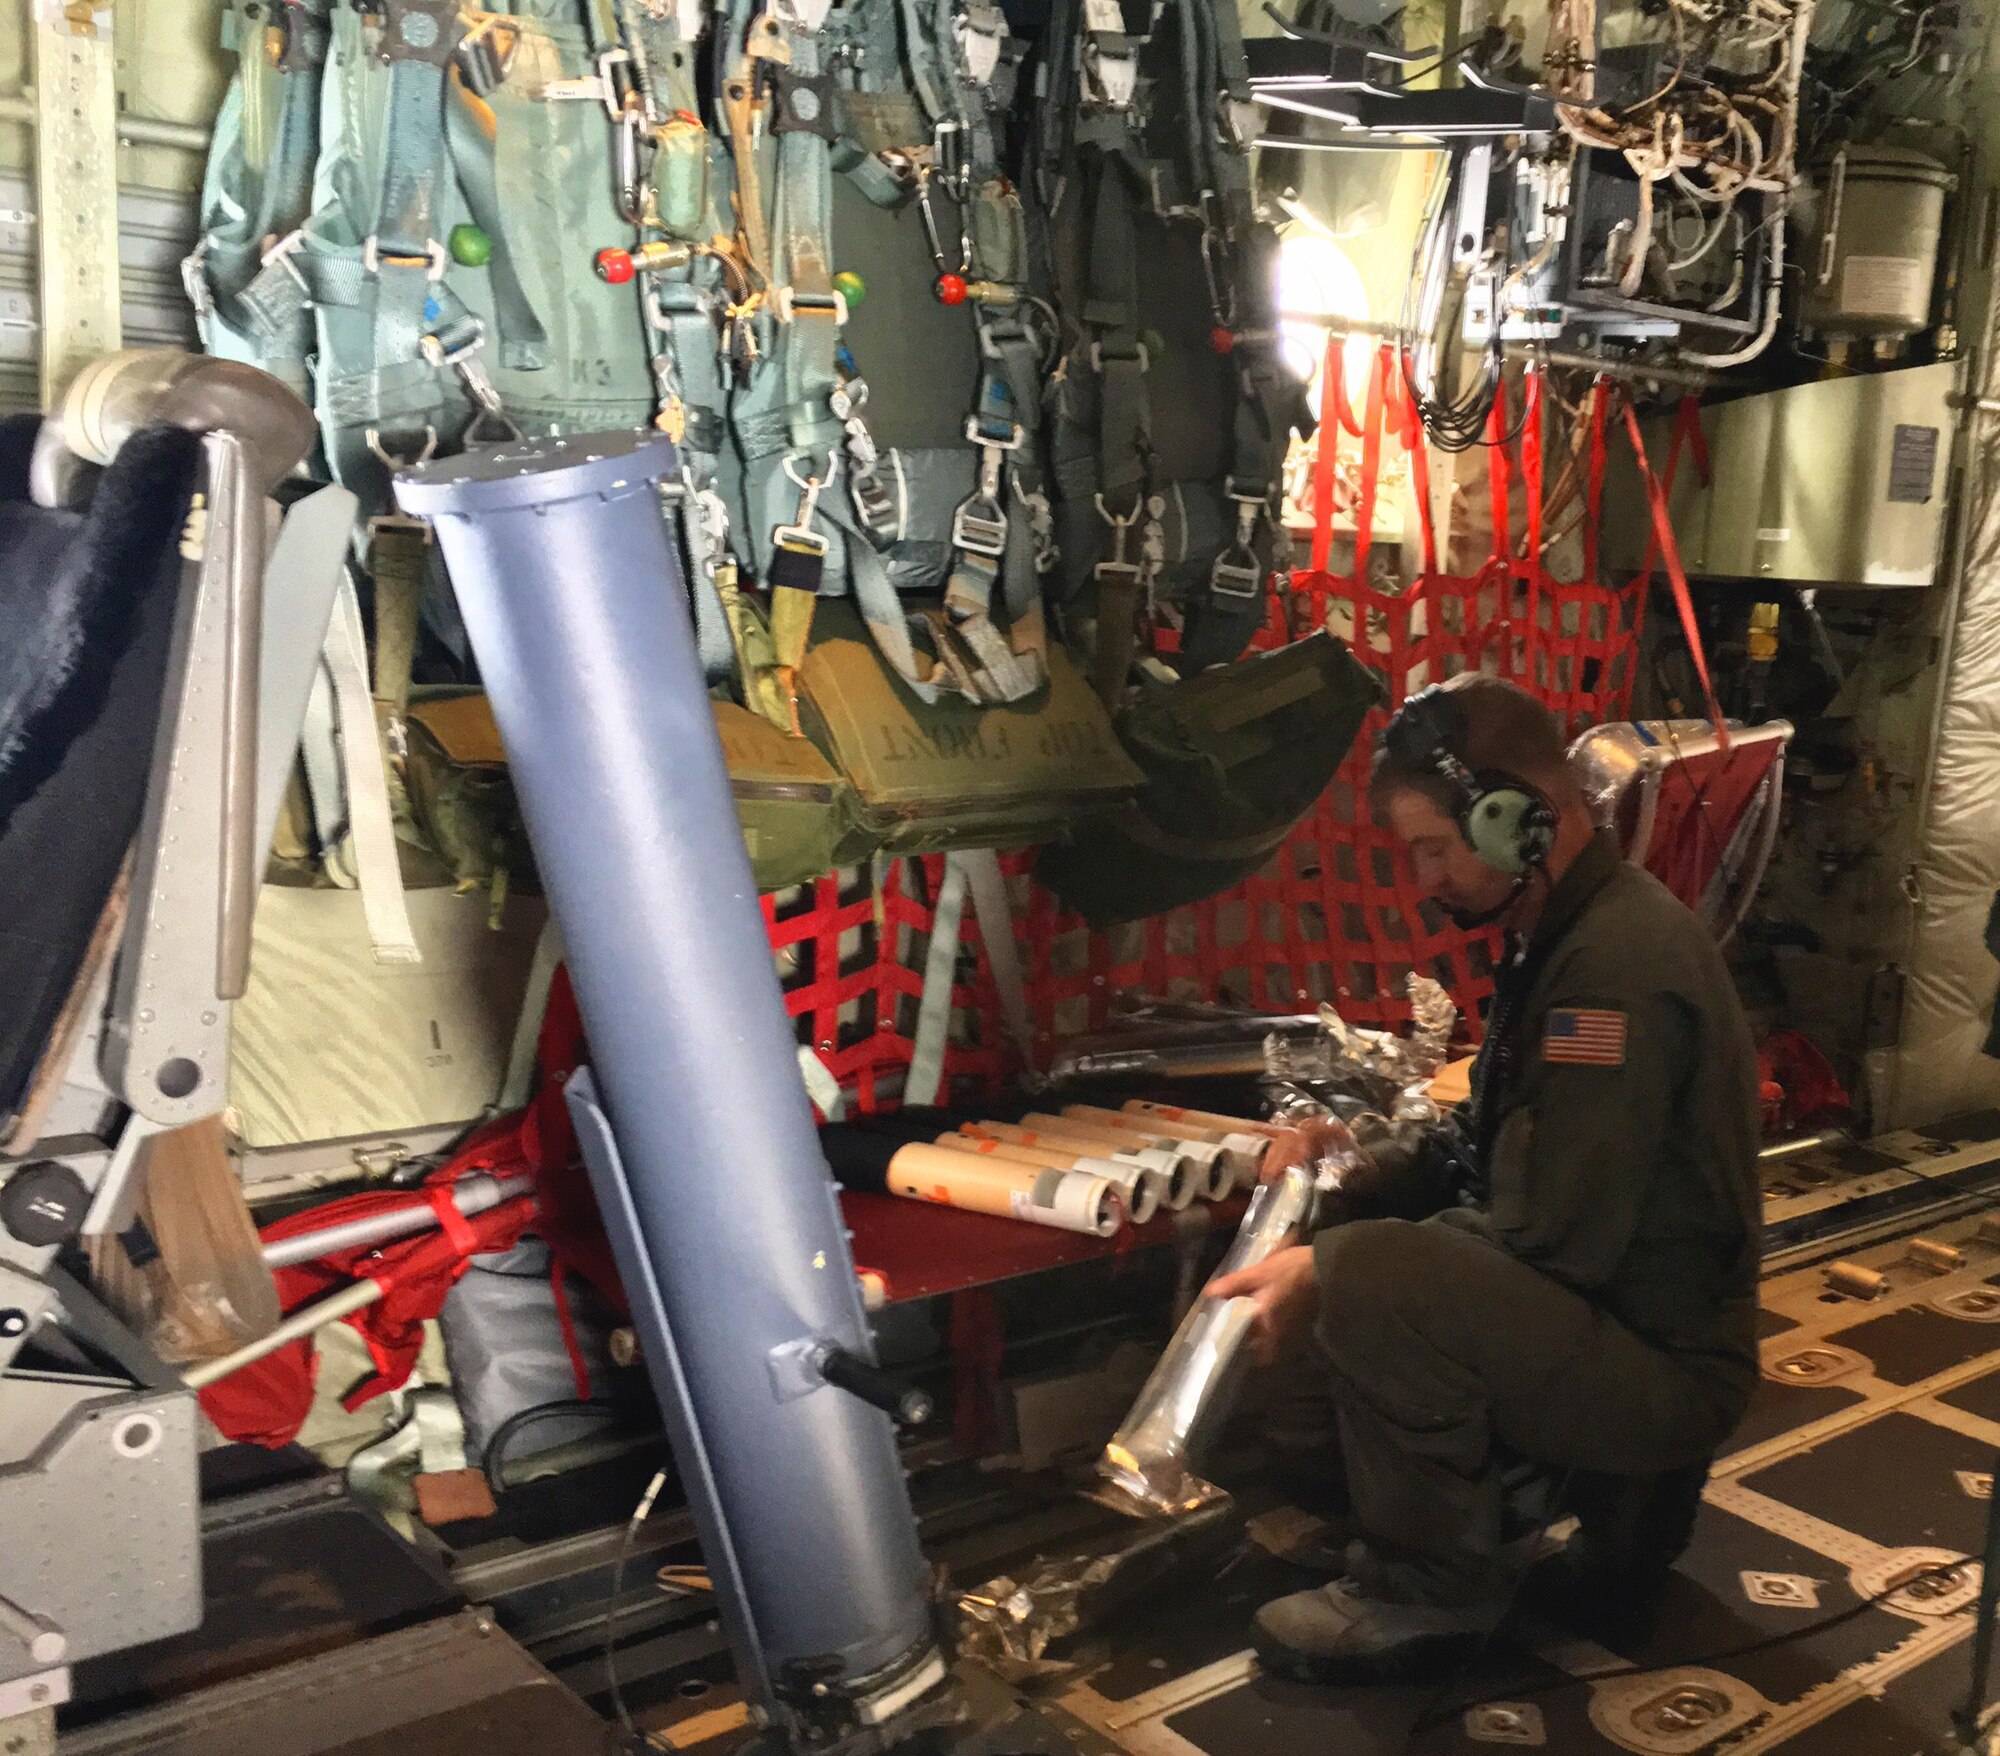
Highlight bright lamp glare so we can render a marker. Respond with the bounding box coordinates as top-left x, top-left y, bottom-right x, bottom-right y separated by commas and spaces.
1275, 231, 1372, 413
